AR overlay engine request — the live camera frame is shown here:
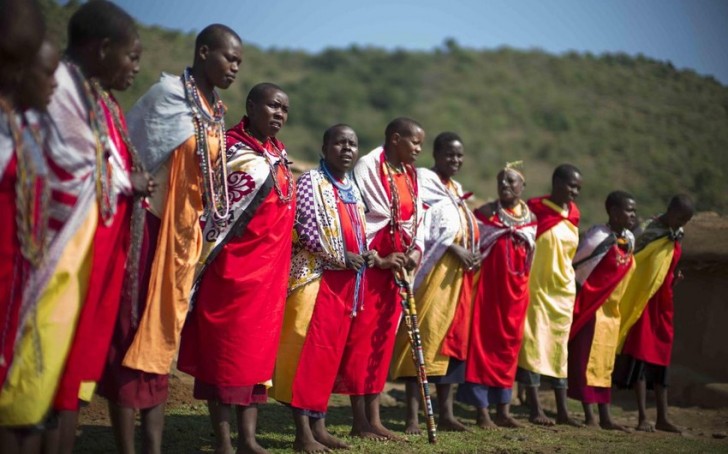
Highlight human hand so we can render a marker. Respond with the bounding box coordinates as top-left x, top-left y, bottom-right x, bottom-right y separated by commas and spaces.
345, 252, 366, 271
450, 244, 479, 271
377, 252, 407, 271
404, 248, 421, 271
131, 170, 156, 197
